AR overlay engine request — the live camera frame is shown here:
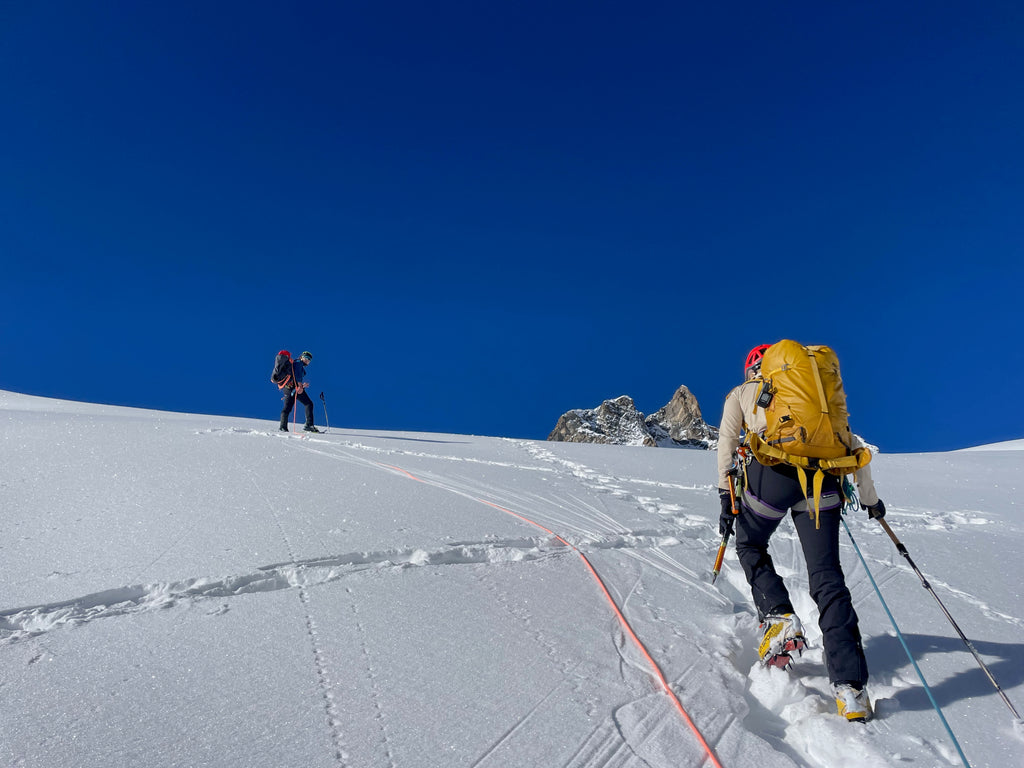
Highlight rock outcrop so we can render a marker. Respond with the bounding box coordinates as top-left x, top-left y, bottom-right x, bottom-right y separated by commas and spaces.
548, 387, 718, 449
645, 385, 718, 448
547, 395, 656, 447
